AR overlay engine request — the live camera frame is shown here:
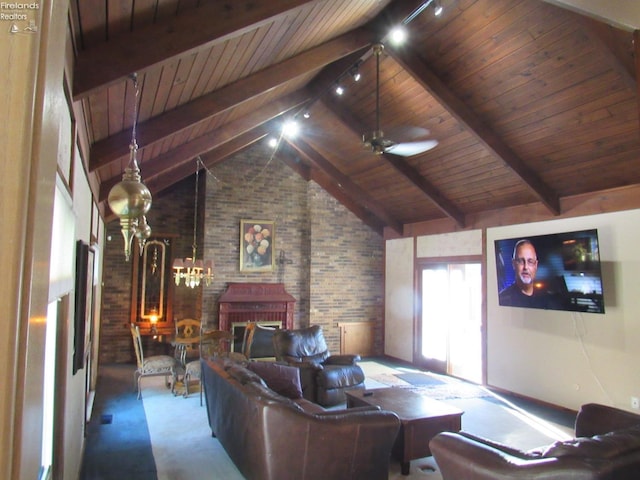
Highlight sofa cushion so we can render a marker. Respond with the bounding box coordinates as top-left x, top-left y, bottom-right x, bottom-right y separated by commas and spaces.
273, 325, 330, 365
226, 362, 266, 386
537, 425, 640, 459
247, 361, 303, 399
244, 380, 304, 411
